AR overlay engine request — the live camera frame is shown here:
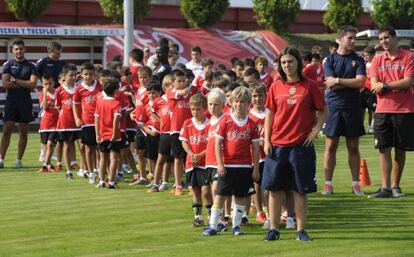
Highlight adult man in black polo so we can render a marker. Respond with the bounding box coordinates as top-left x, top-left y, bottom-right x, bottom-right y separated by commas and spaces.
36, 41, 65, 88
0, 38, 38, 168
